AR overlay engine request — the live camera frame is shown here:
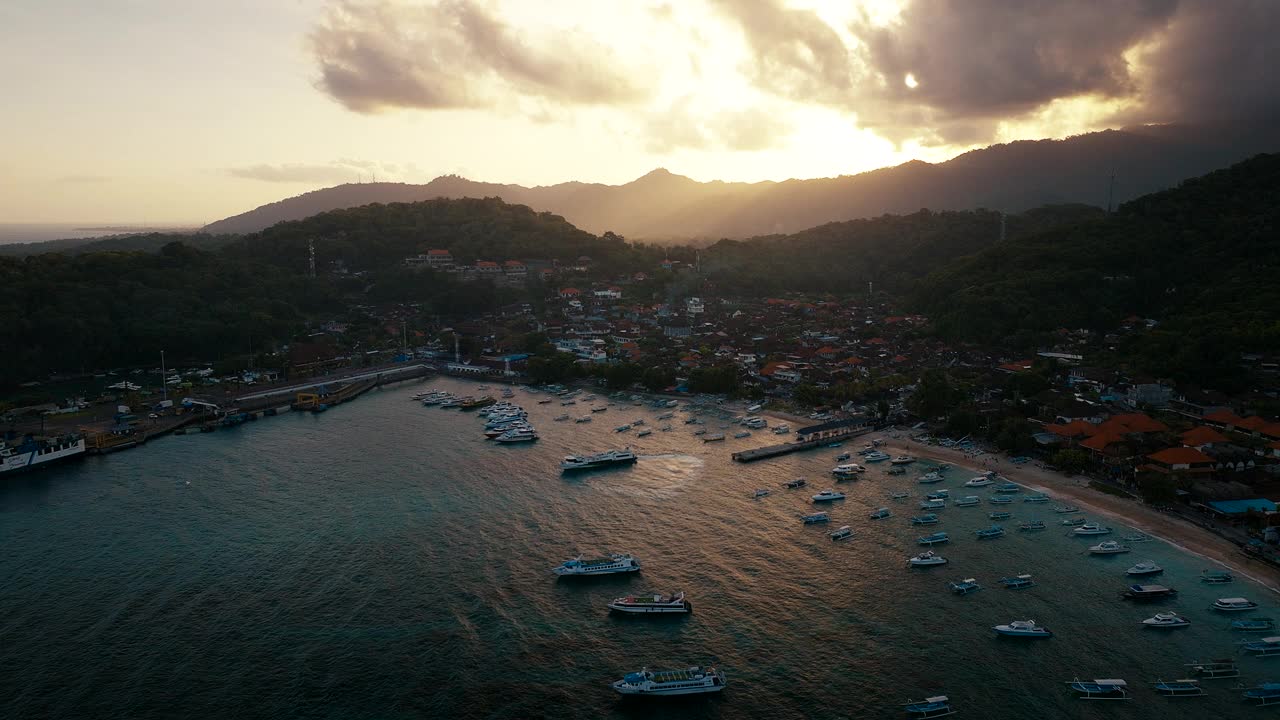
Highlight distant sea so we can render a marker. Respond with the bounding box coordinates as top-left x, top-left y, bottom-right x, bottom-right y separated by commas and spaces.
0, 223, 196, 245
1, 378, 1275, 719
